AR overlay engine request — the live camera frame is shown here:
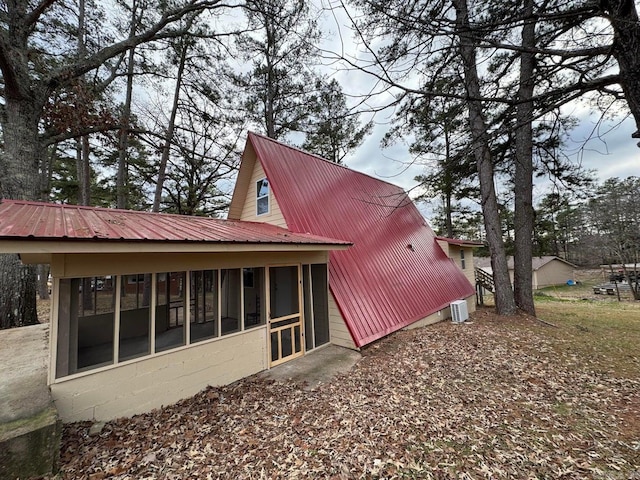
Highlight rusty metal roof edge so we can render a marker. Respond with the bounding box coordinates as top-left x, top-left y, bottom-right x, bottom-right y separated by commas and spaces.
0, 199, 352, 246
1, 235, 351, 247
